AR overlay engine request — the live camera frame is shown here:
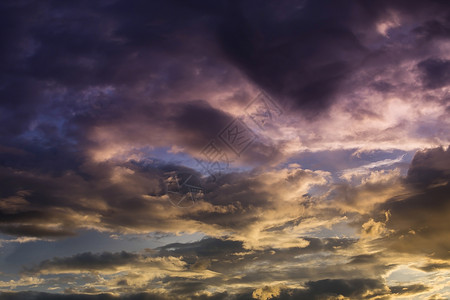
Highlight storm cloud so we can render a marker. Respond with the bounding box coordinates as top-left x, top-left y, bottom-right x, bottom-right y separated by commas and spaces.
0, 0, 449, 299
